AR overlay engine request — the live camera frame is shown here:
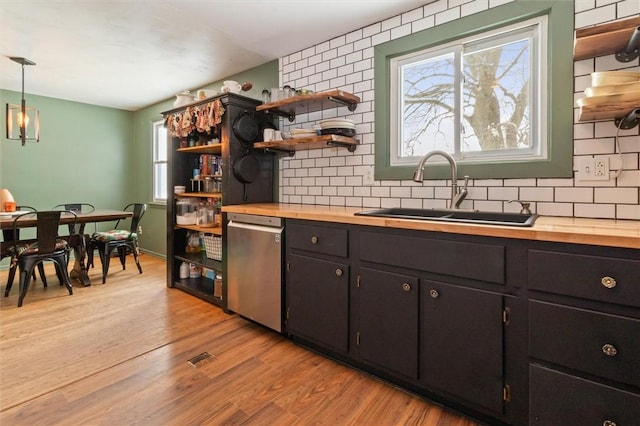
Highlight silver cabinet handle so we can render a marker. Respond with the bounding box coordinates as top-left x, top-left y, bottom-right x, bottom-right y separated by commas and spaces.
602, 344, 618, 357
429, 289, 439, 299
335, 268, 343, 277
402, 283, 411, 292
603, 421, 617, 426
311, 236, 318, 244
601, 276, 617, 288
